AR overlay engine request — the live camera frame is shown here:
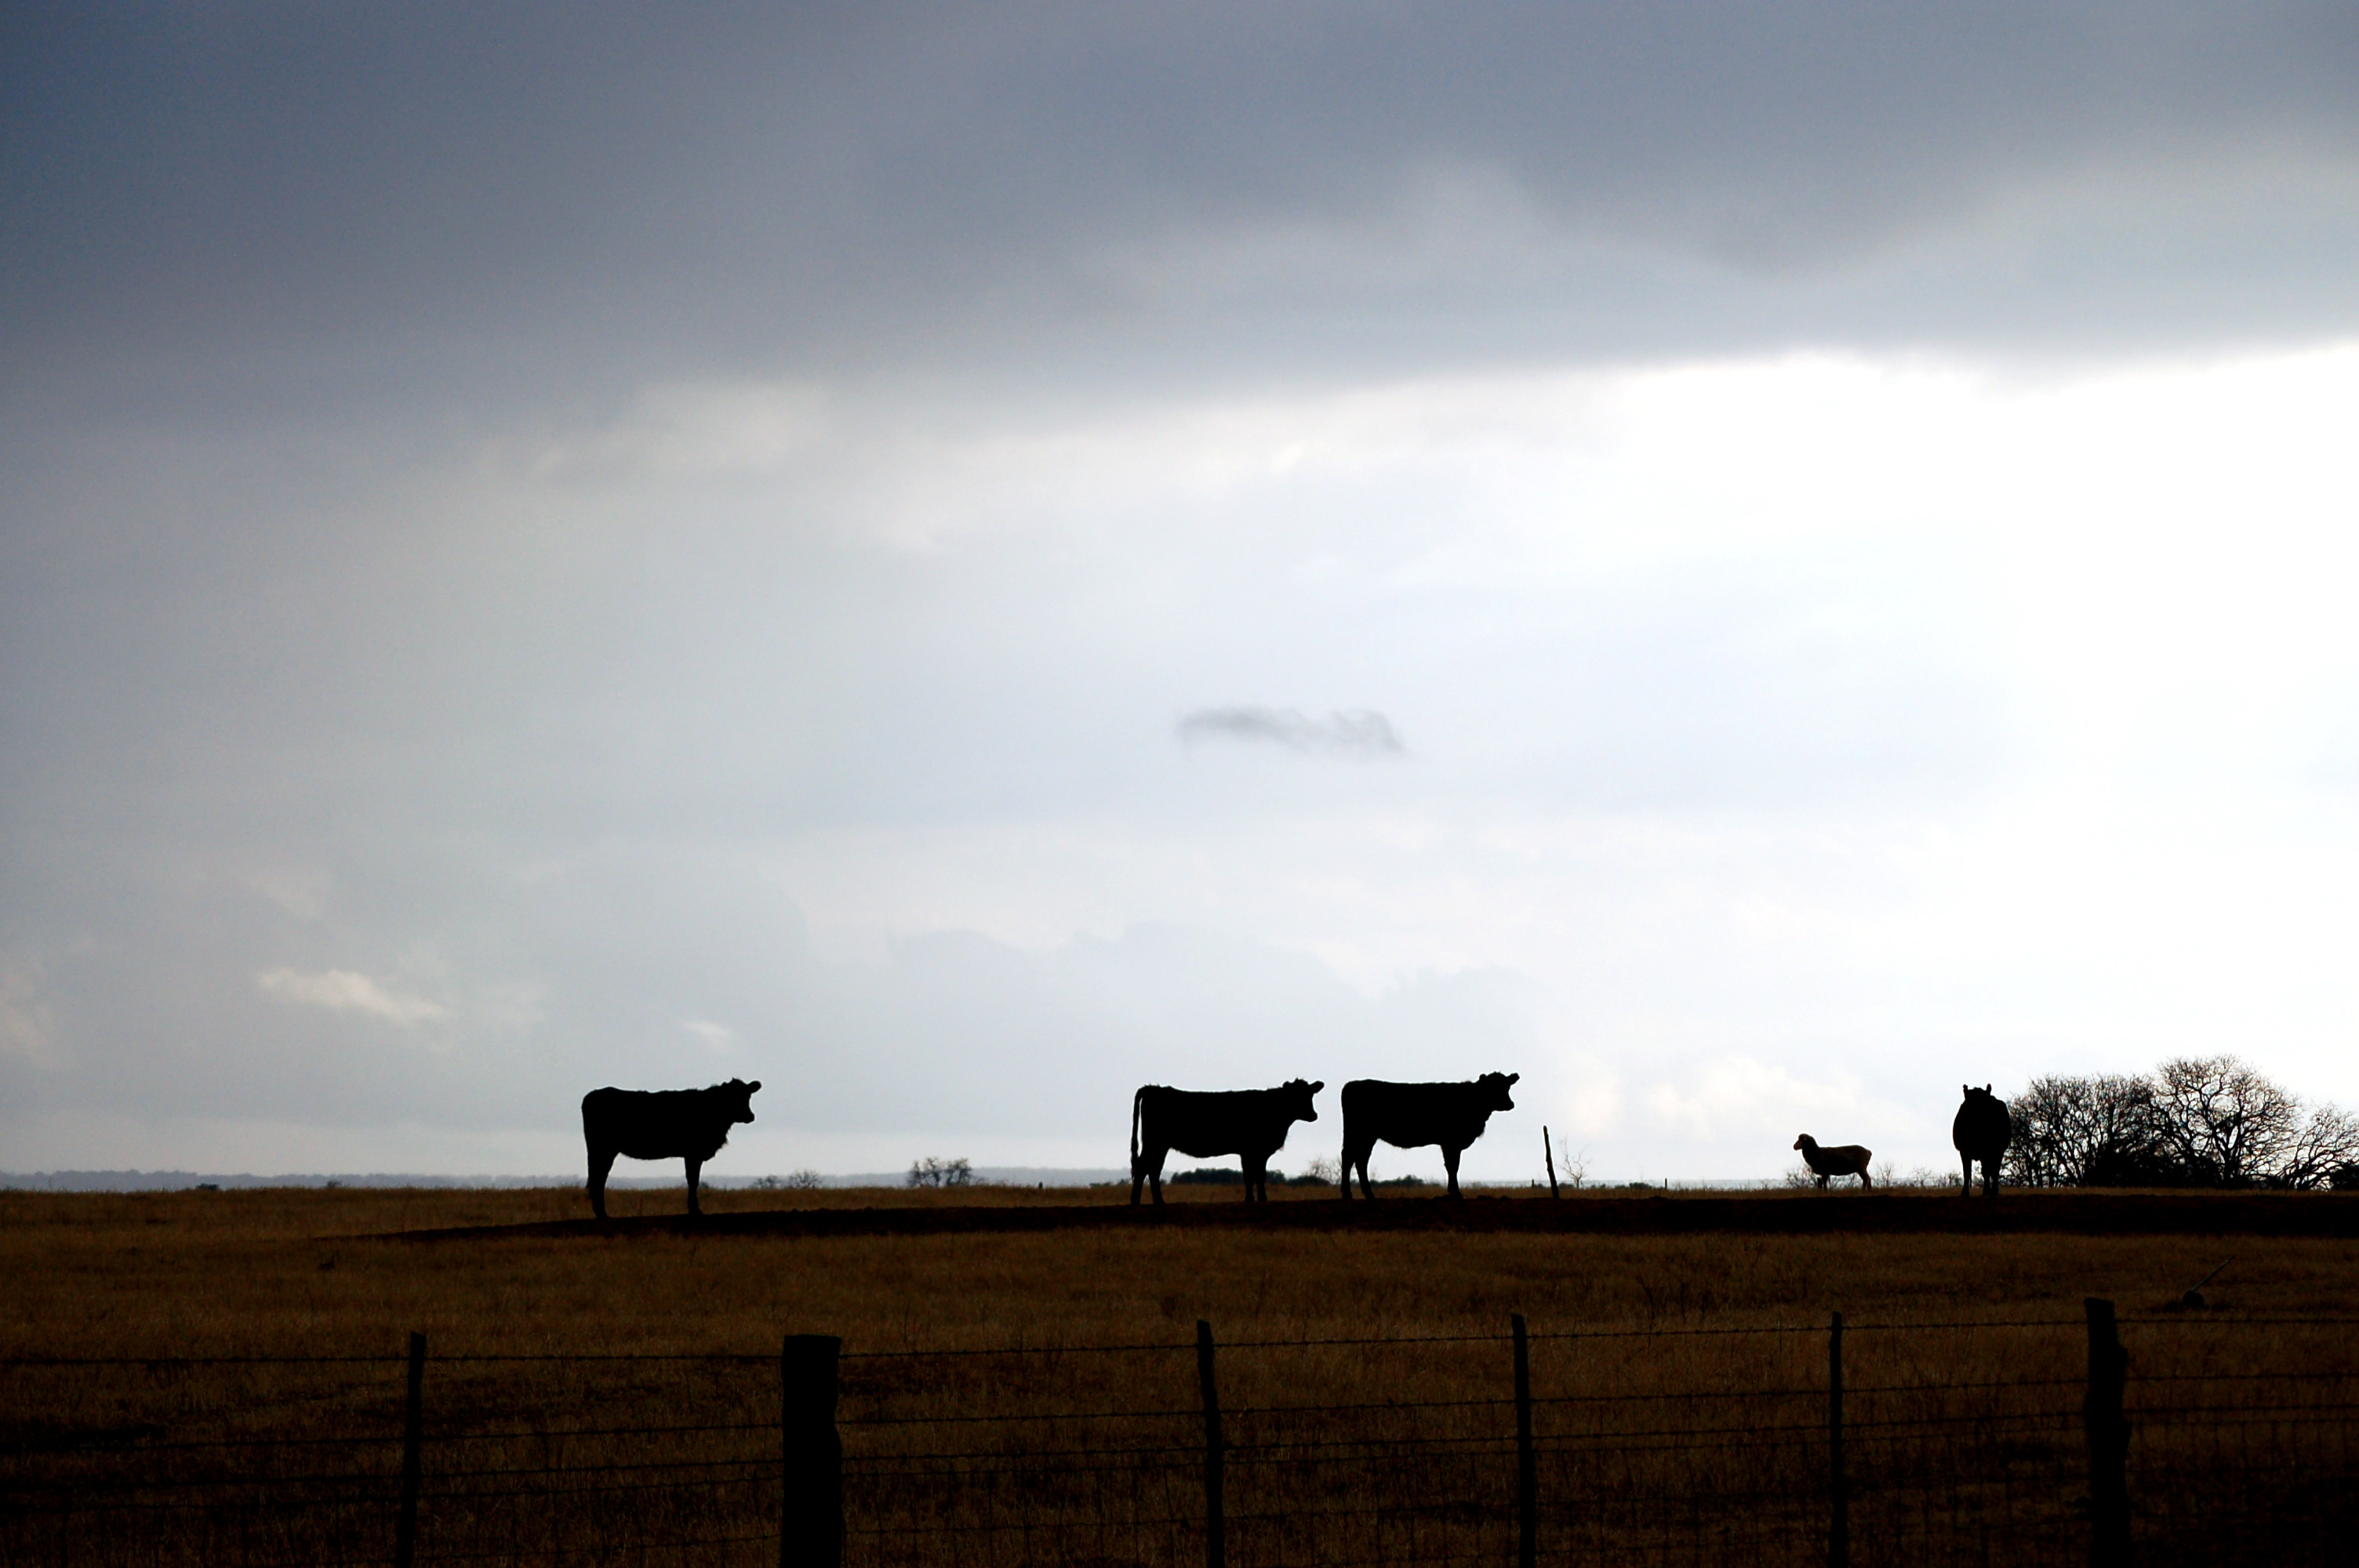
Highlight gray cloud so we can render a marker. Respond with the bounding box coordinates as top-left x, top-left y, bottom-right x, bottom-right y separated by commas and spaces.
1179, 707, 1406, 758
6, 3, 2357, 419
